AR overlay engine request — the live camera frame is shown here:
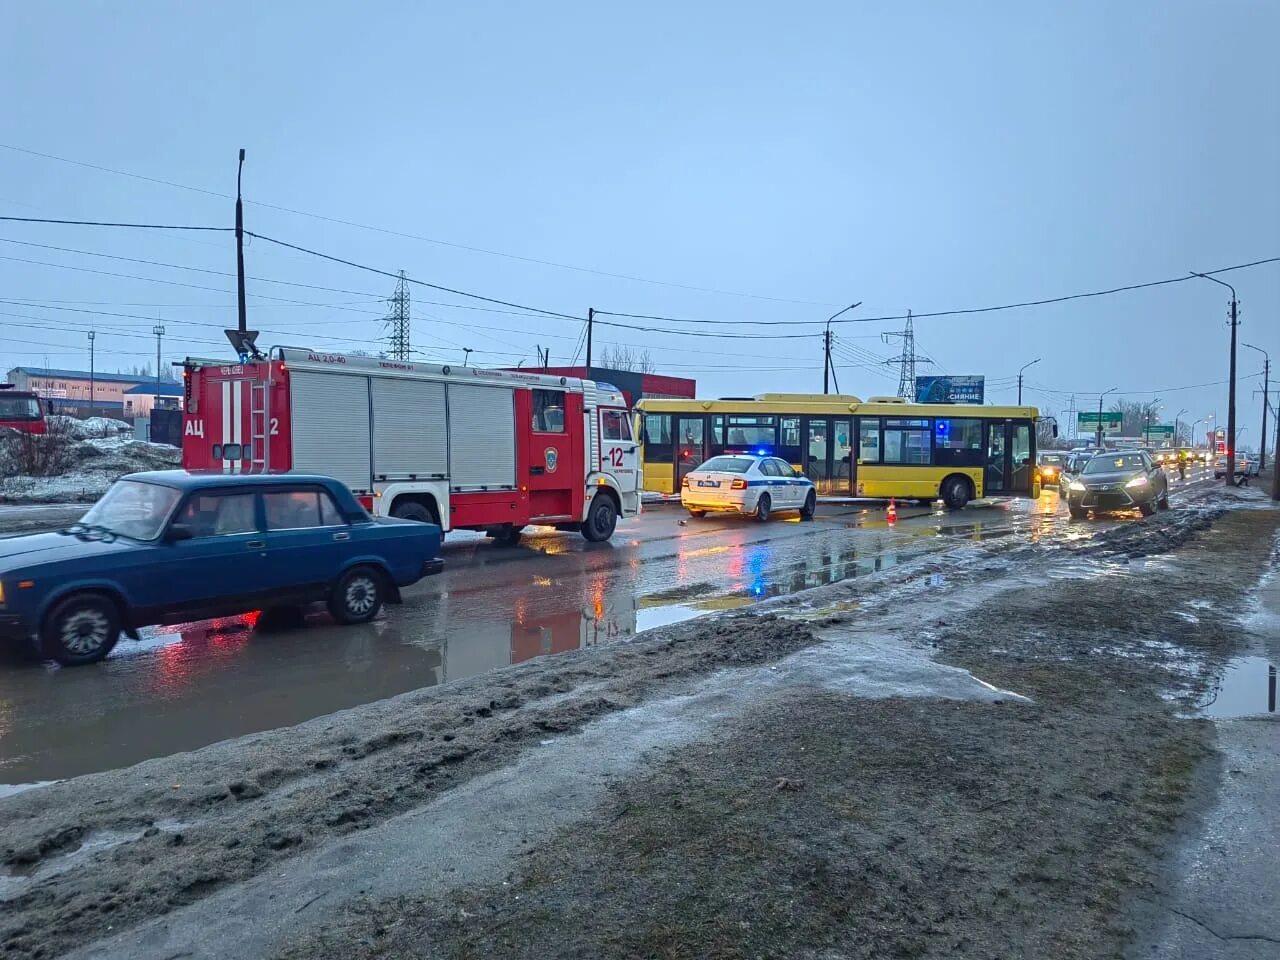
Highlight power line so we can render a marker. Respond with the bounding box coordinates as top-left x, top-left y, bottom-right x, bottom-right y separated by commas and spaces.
0, 142, 837, 307
244, 231, 584, 322
0, 215, 232, 231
